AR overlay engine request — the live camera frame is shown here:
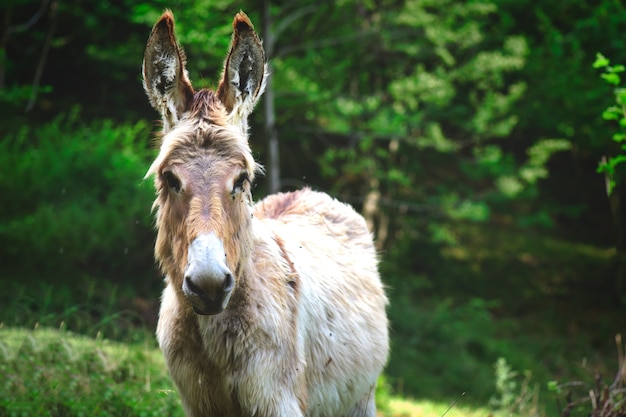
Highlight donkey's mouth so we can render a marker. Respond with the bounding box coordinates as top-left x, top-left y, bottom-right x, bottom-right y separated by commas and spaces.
191, 303, 222, 316
182, 277, 233, 315
184, 290, 229, 315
